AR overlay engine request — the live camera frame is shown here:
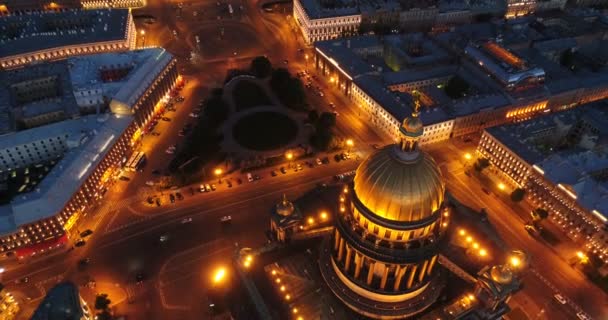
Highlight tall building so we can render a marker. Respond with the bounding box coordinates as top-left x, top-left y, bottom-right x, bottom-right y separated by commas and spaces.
31, 282, 91, 320
319, 104, 450, 319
